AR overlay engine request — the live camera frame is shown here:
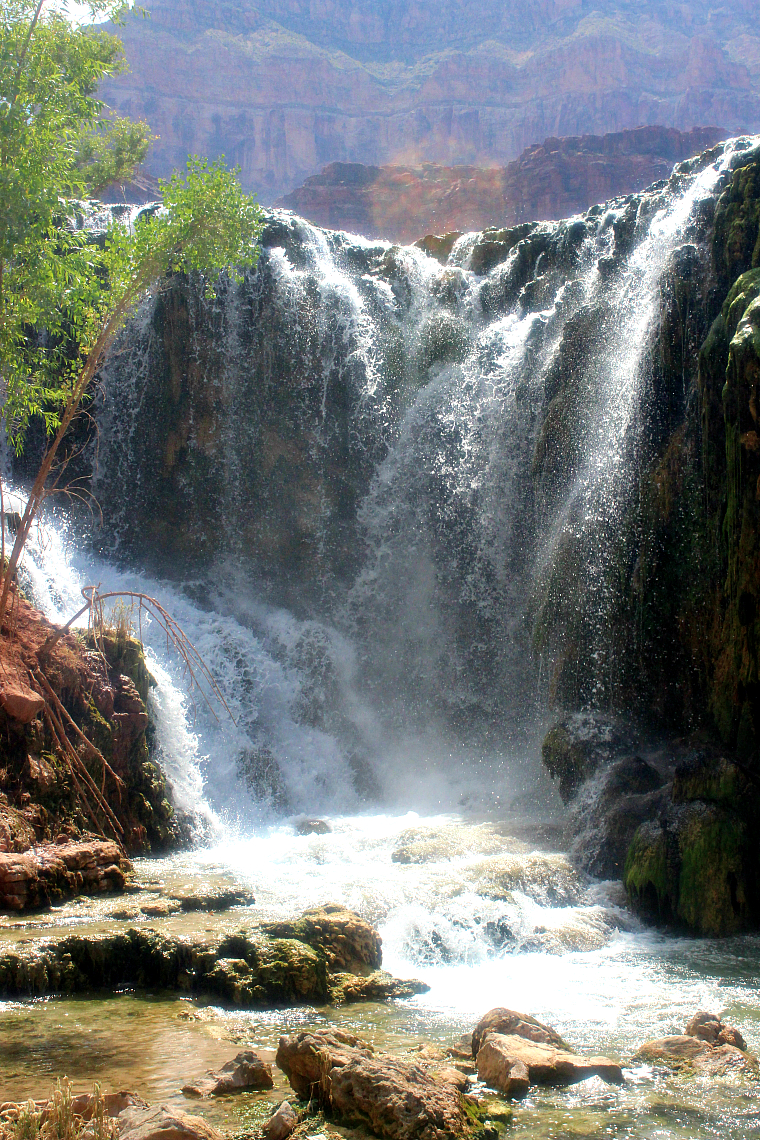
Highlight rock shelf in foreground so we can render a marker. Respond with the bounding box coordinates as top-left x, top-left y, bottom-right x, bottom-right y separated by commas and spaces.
0, 905, 428, 1007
